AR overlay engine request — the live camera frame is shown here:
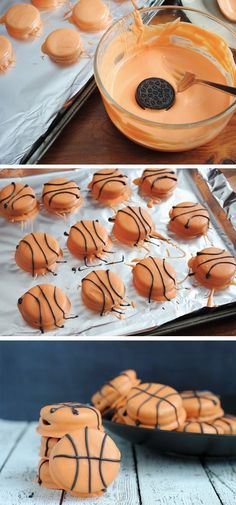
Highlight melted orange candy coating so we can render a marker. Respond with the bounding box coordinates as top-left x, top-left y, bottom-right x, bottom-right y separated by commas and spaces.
0, 182, 39, 222
42, 29, 83, 65
134, 169, 177, 203
181, 390, 224, 422
71, 0, 110, 32
15, 232, 63, 277
1, 4, 41, 40
38, 459, 60, 489
67, 220, 112, 260
188, 247, 236, 290
133, 256, 176, 302
38, 402, 103, 437
49, 428, 121, 497
92, 370, 139, 413
169, 202, 210, 239
81, 269, 126, 315
88, 169, 131, 206
18, 284, 71, 332
179, 421, 224, 434
113, 206, 155, 246
0, 35, 14, 72
42, 177, 83, 214
126, 383, 186, 430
